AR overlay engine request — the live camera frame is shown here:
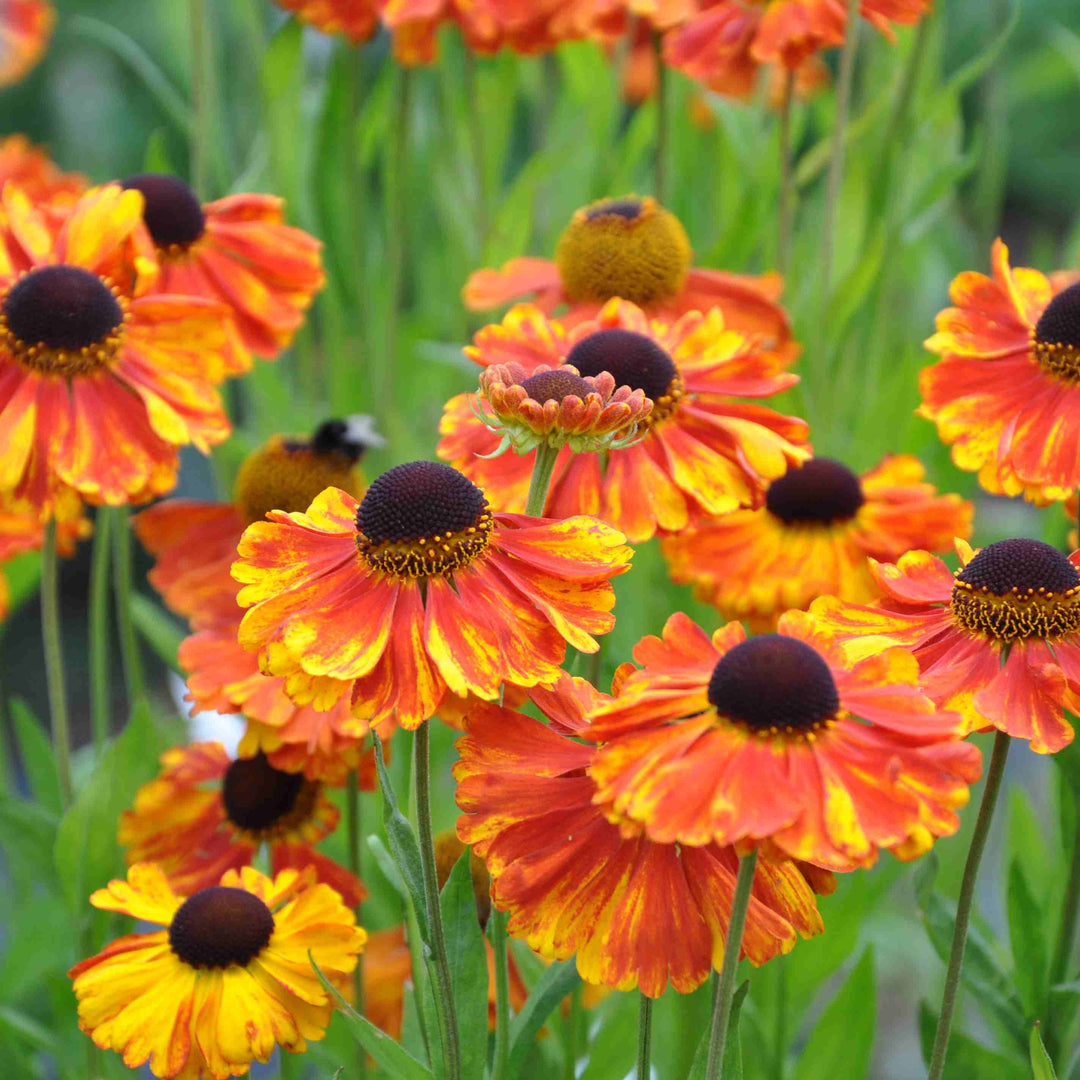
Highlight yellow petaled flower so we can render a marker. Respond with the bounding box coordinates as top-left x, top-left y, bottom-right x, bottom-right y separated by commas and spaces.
476, 361, 651, 453
661, 454, 974, 630
69, 863, 365, 1080
232, 462, 632, 729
